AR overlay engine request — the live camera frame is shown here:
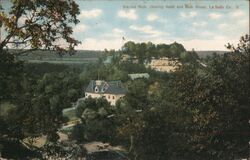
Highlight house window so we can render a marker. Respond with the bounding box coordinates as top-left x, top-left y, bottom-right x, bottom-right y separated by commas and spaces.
85, 93, 88, 97
95, 86, 99, 93
102, 87, 106, 92
113, 96, 115, 99
108, 95, 110, 99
